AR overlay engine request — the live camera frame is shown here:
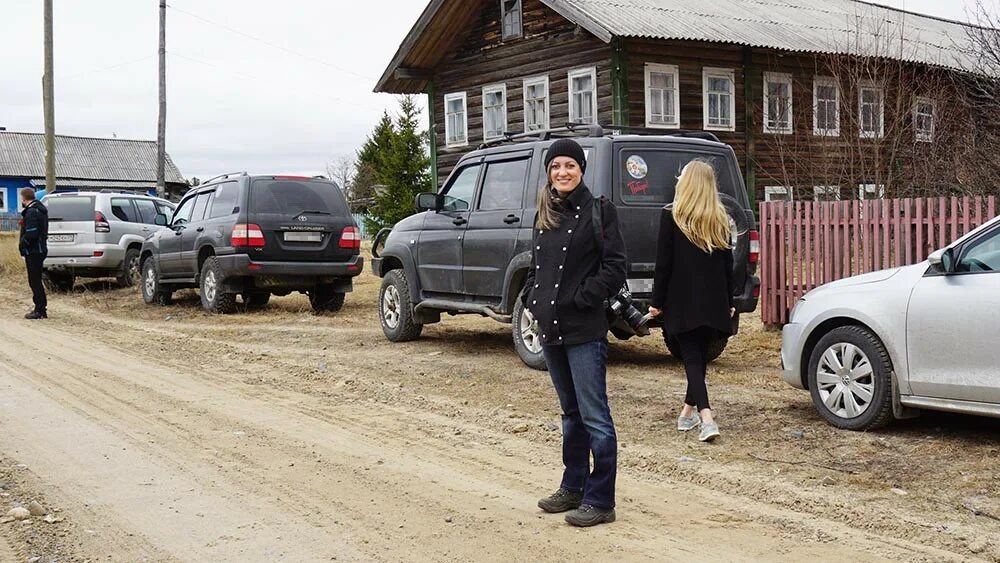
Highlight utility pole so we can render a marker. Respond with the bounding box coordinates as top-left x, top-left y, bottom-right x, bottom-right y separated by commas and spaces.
156, 0, 166, 198
43, 0, 55, 195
